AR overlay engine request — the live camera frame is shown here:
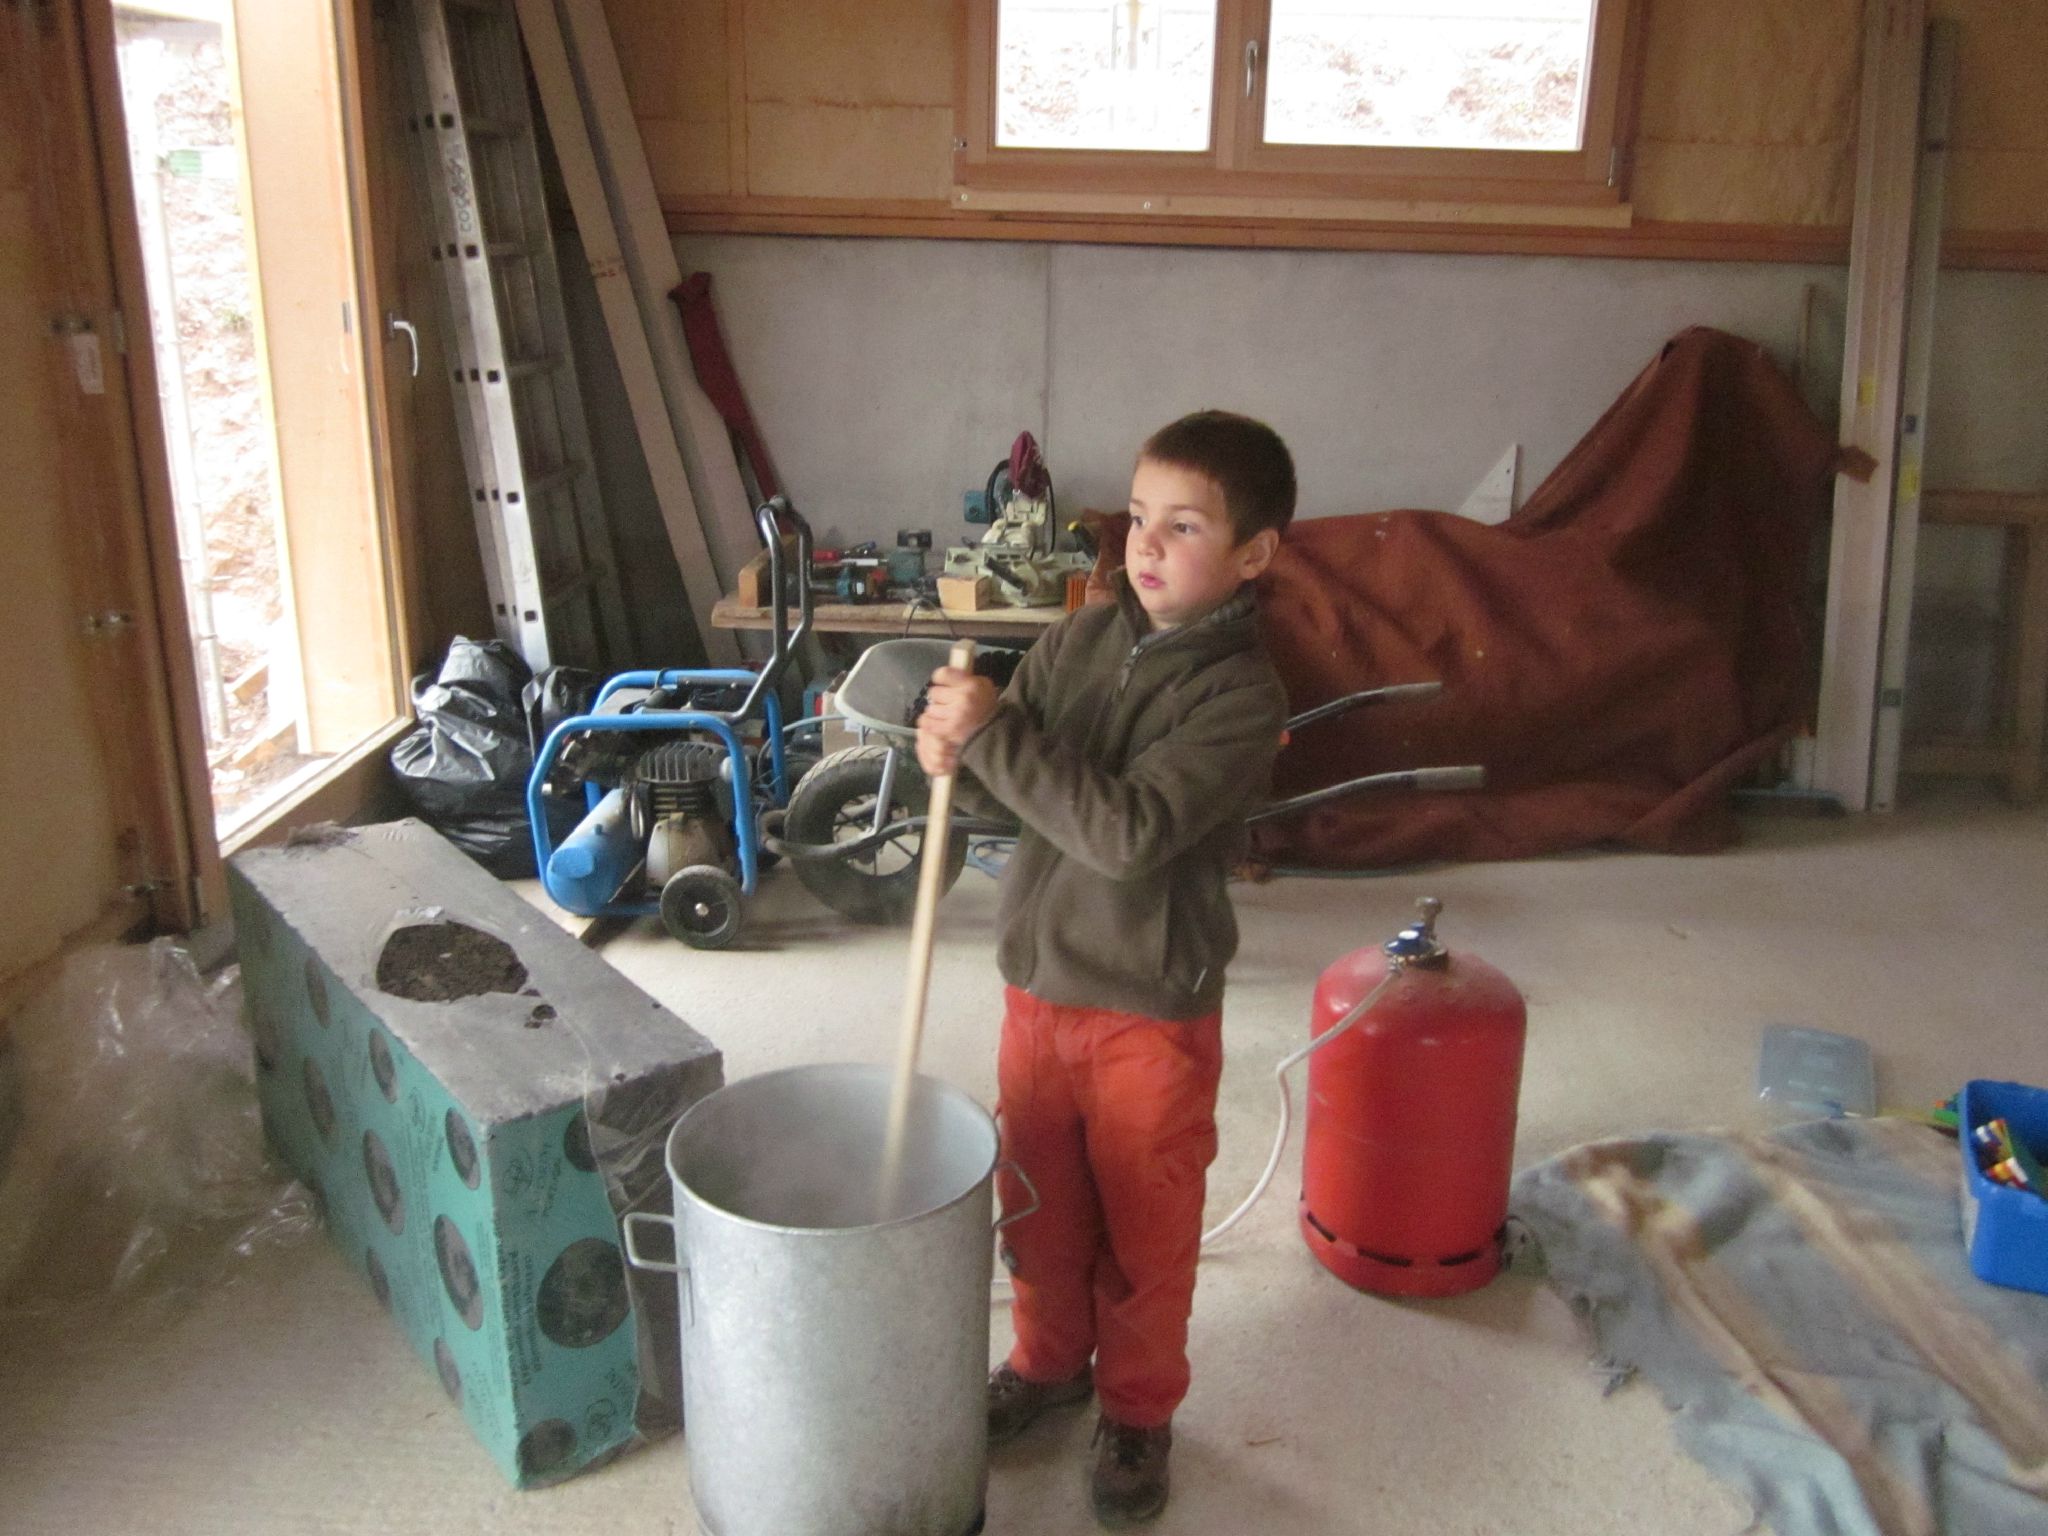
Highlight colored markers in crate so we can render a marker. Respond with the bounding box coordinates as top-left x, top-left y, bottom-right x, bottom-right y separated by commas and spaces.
1972, 1116, 2048, 1197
